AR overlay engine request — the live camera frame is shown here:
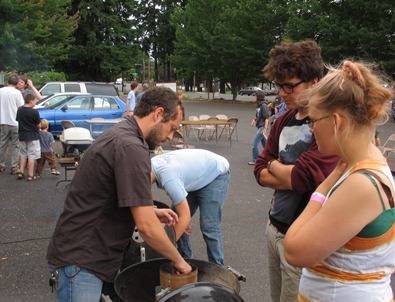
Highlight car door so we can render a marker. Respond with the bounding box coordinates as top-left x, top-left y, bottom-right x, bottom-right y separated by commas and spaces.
91, 96, 122, 119
53, 96, 93, 129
